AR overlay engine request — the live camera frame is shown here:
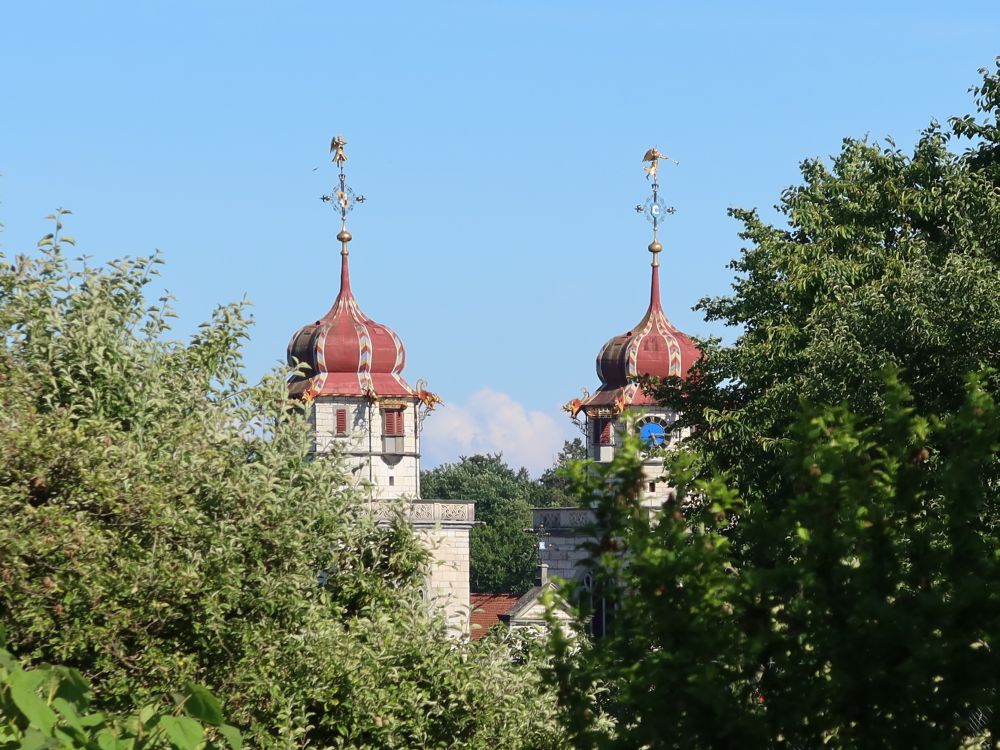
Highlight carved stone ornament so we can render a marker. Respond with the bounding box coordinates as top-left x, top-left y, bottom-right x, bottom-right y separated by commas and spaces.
537, 512, 560, 529
440, 503, 469, 521
410, 502, 434, 520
